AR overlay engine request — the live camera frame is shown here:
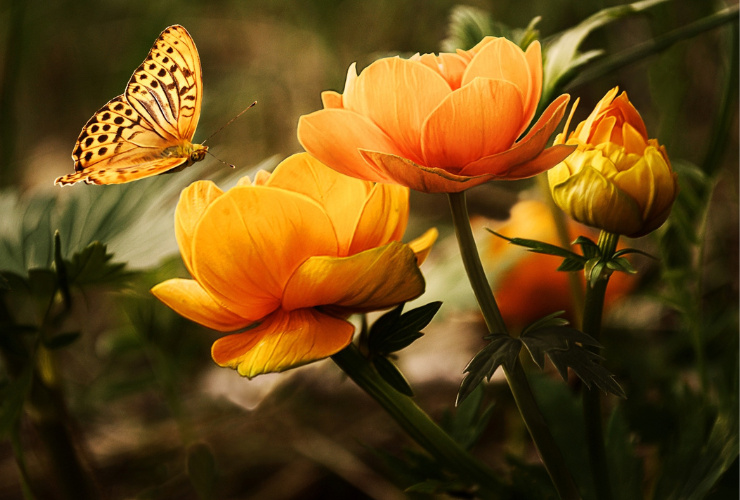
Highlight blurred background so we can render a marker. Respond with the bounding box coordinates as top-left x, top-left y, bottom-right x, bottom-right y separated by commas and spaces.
0, 0, 737, 498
